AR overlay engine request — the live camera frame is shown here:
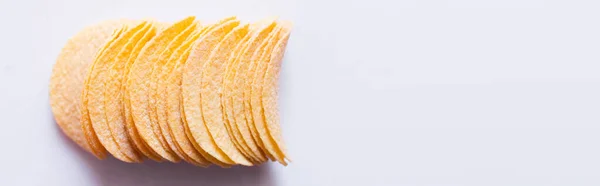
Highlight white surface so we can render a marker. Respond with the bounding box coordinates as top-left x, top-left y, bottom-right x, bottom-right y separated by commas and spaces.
2, 0, 600, 185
